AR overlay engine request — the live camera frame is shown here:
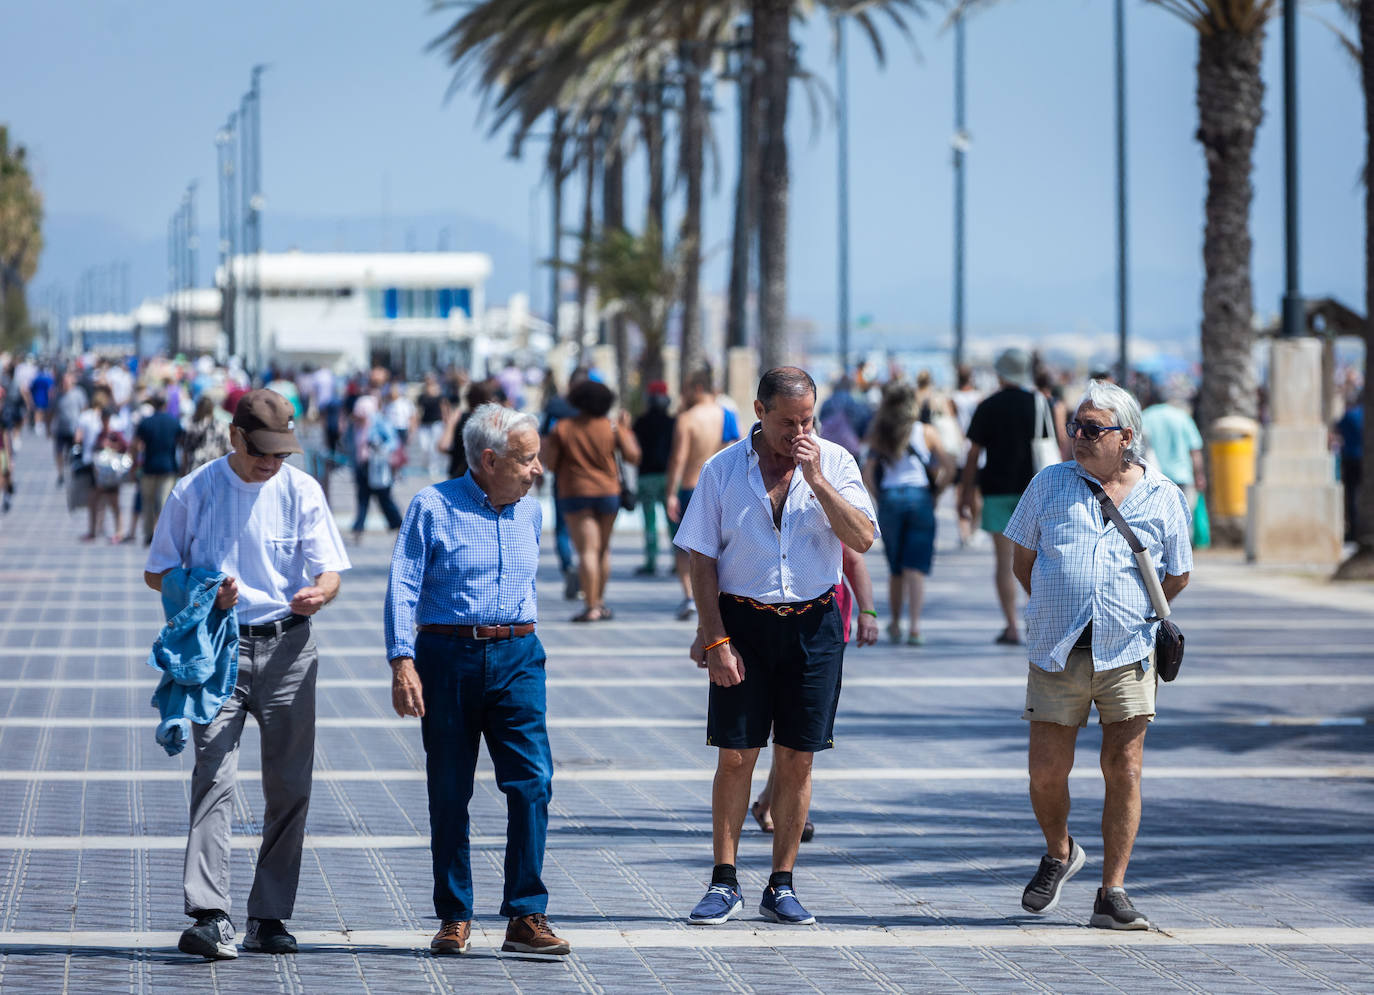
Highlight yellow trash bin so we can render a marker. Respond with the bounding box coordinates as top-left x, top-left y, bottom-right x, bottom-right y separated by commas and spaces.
1208, 416, 1259, 519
